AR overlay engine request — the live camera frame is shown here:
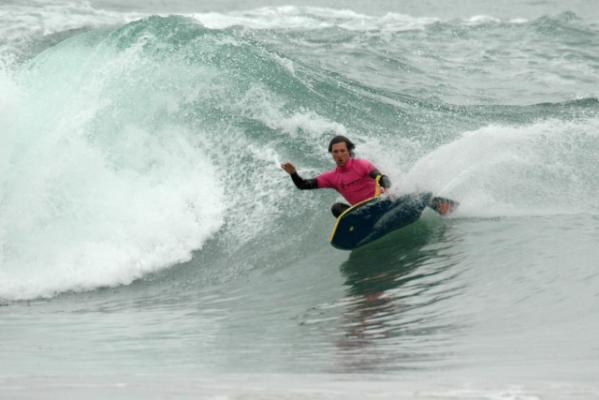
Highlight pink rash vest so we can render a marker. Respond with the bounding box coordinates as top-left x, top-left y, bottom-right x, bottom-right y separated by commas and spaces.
316, 158, 381, 205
